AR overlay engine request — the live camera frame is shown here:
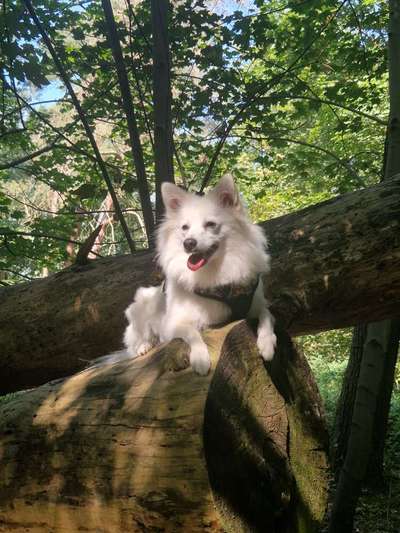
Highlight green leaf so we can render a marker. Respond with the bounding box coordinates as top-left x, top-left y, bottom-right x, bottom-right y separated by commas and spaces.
73, 184, 97, 200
